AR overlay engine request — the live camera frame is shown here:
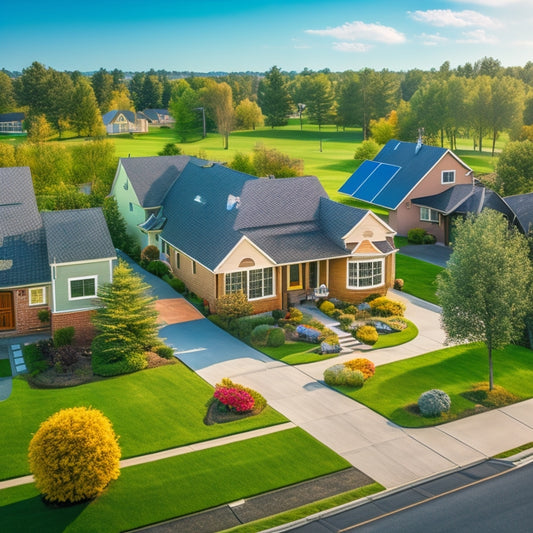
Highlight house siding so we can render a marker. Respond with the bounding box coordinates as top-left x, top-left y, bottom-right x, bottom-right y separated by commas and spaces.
12, 287, 51, 334
52, 261, 112, 313
390, 153, 472, 242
